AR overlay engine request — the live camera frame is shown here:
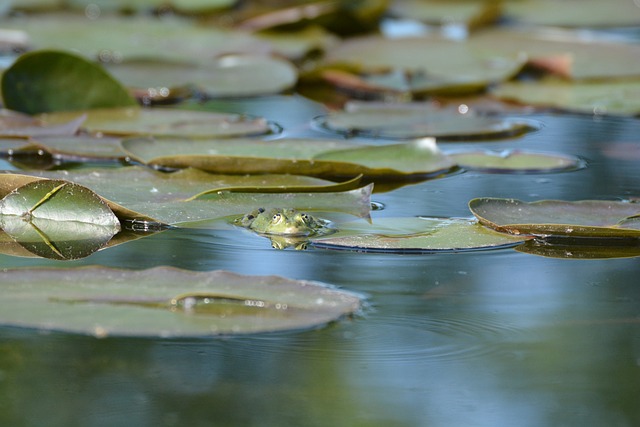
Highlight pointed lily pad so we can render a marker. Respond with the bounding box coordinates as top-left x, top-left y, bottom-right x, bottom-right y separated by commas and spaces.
449, 149, 583, 173
0, 267, 363, 336
310, 216, 530, 253
40, 108, 275, 138
315, 101, 540, 140
106, 54, 298, 98
1, 50, 137, 114
469, 198, 640, 238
